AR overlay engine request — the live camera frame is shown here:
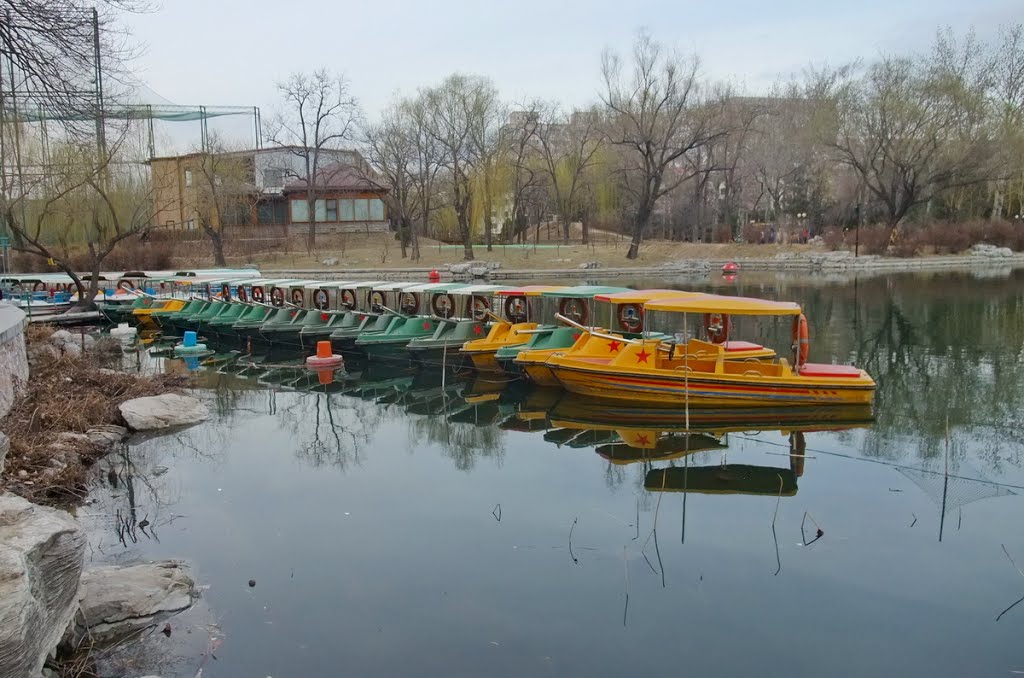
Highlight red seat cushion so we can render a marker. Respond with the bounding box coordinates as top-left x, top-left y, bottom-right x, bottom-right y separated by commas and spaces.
799, 363, 862, 378
723, 340, 764, 352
